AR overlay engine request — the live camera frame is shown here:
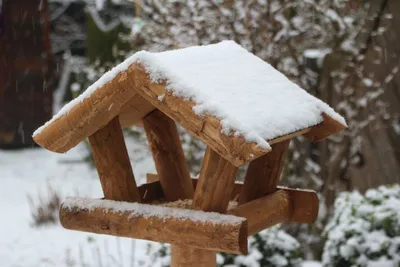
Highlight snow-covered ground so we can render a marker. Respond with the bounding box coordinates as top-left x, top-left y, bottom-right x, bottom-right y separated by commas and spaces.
0, 138, 158, 267
0, 140, 321, 267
